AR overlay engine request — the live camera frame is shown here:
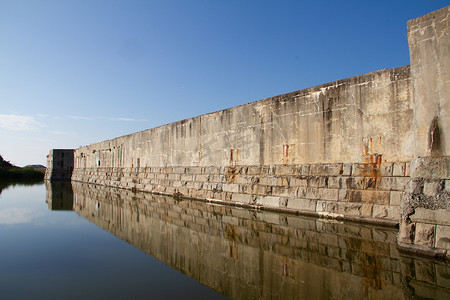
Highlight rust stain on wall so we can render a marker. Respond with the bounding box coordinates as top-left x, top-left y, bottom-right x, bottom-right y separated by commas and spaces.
362, 137, 382, 188
283, 144, 289, 165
